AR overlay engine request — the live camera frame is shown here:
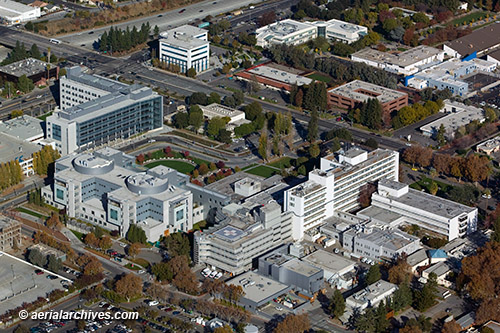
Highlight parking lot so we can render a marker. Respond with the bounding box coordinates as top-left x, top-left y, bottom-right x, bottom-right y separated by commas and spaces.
0, 254, 69, 315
